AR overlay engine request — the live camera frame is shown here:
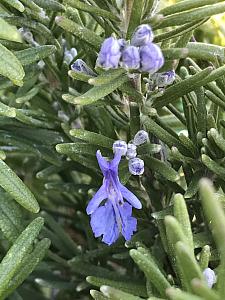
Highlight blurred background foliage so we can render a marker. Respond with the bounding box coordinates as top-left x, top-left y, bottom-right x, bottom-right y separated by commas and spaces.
163, 0, 225, 45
